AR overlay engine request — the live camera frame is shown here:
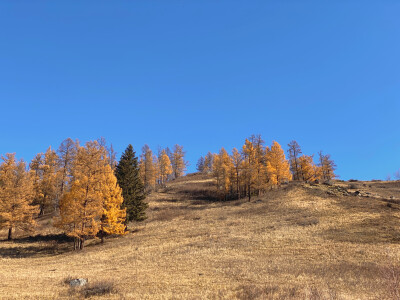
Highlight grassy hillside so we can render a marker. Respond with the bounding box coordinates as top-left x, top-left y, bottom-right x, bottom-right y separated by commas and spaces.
1, 174, 400, 299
